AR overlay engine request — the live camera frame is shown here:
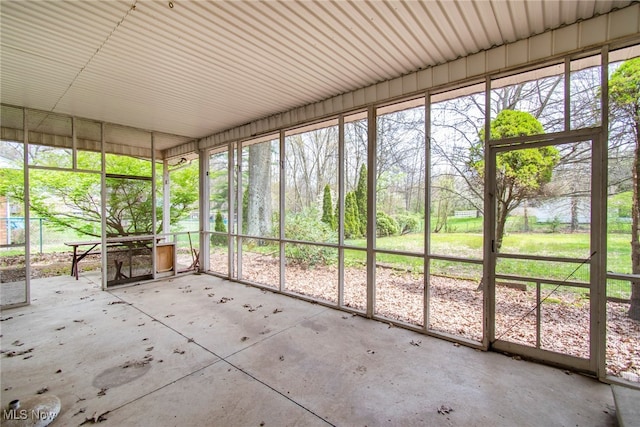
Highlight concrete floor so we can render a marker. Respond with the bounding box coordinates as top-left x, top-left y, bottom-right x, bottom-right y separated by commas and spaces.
1, 272, 617, 426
